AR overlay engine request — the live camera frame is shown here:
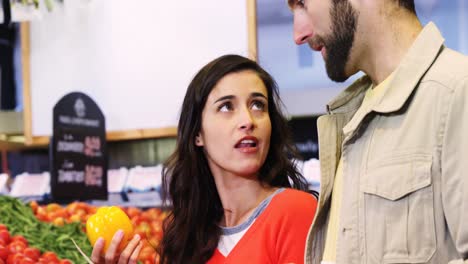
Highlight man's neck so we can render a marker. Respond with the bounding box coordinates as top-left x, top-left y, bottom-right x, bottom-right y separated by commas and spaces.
358, 10, 423, 85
